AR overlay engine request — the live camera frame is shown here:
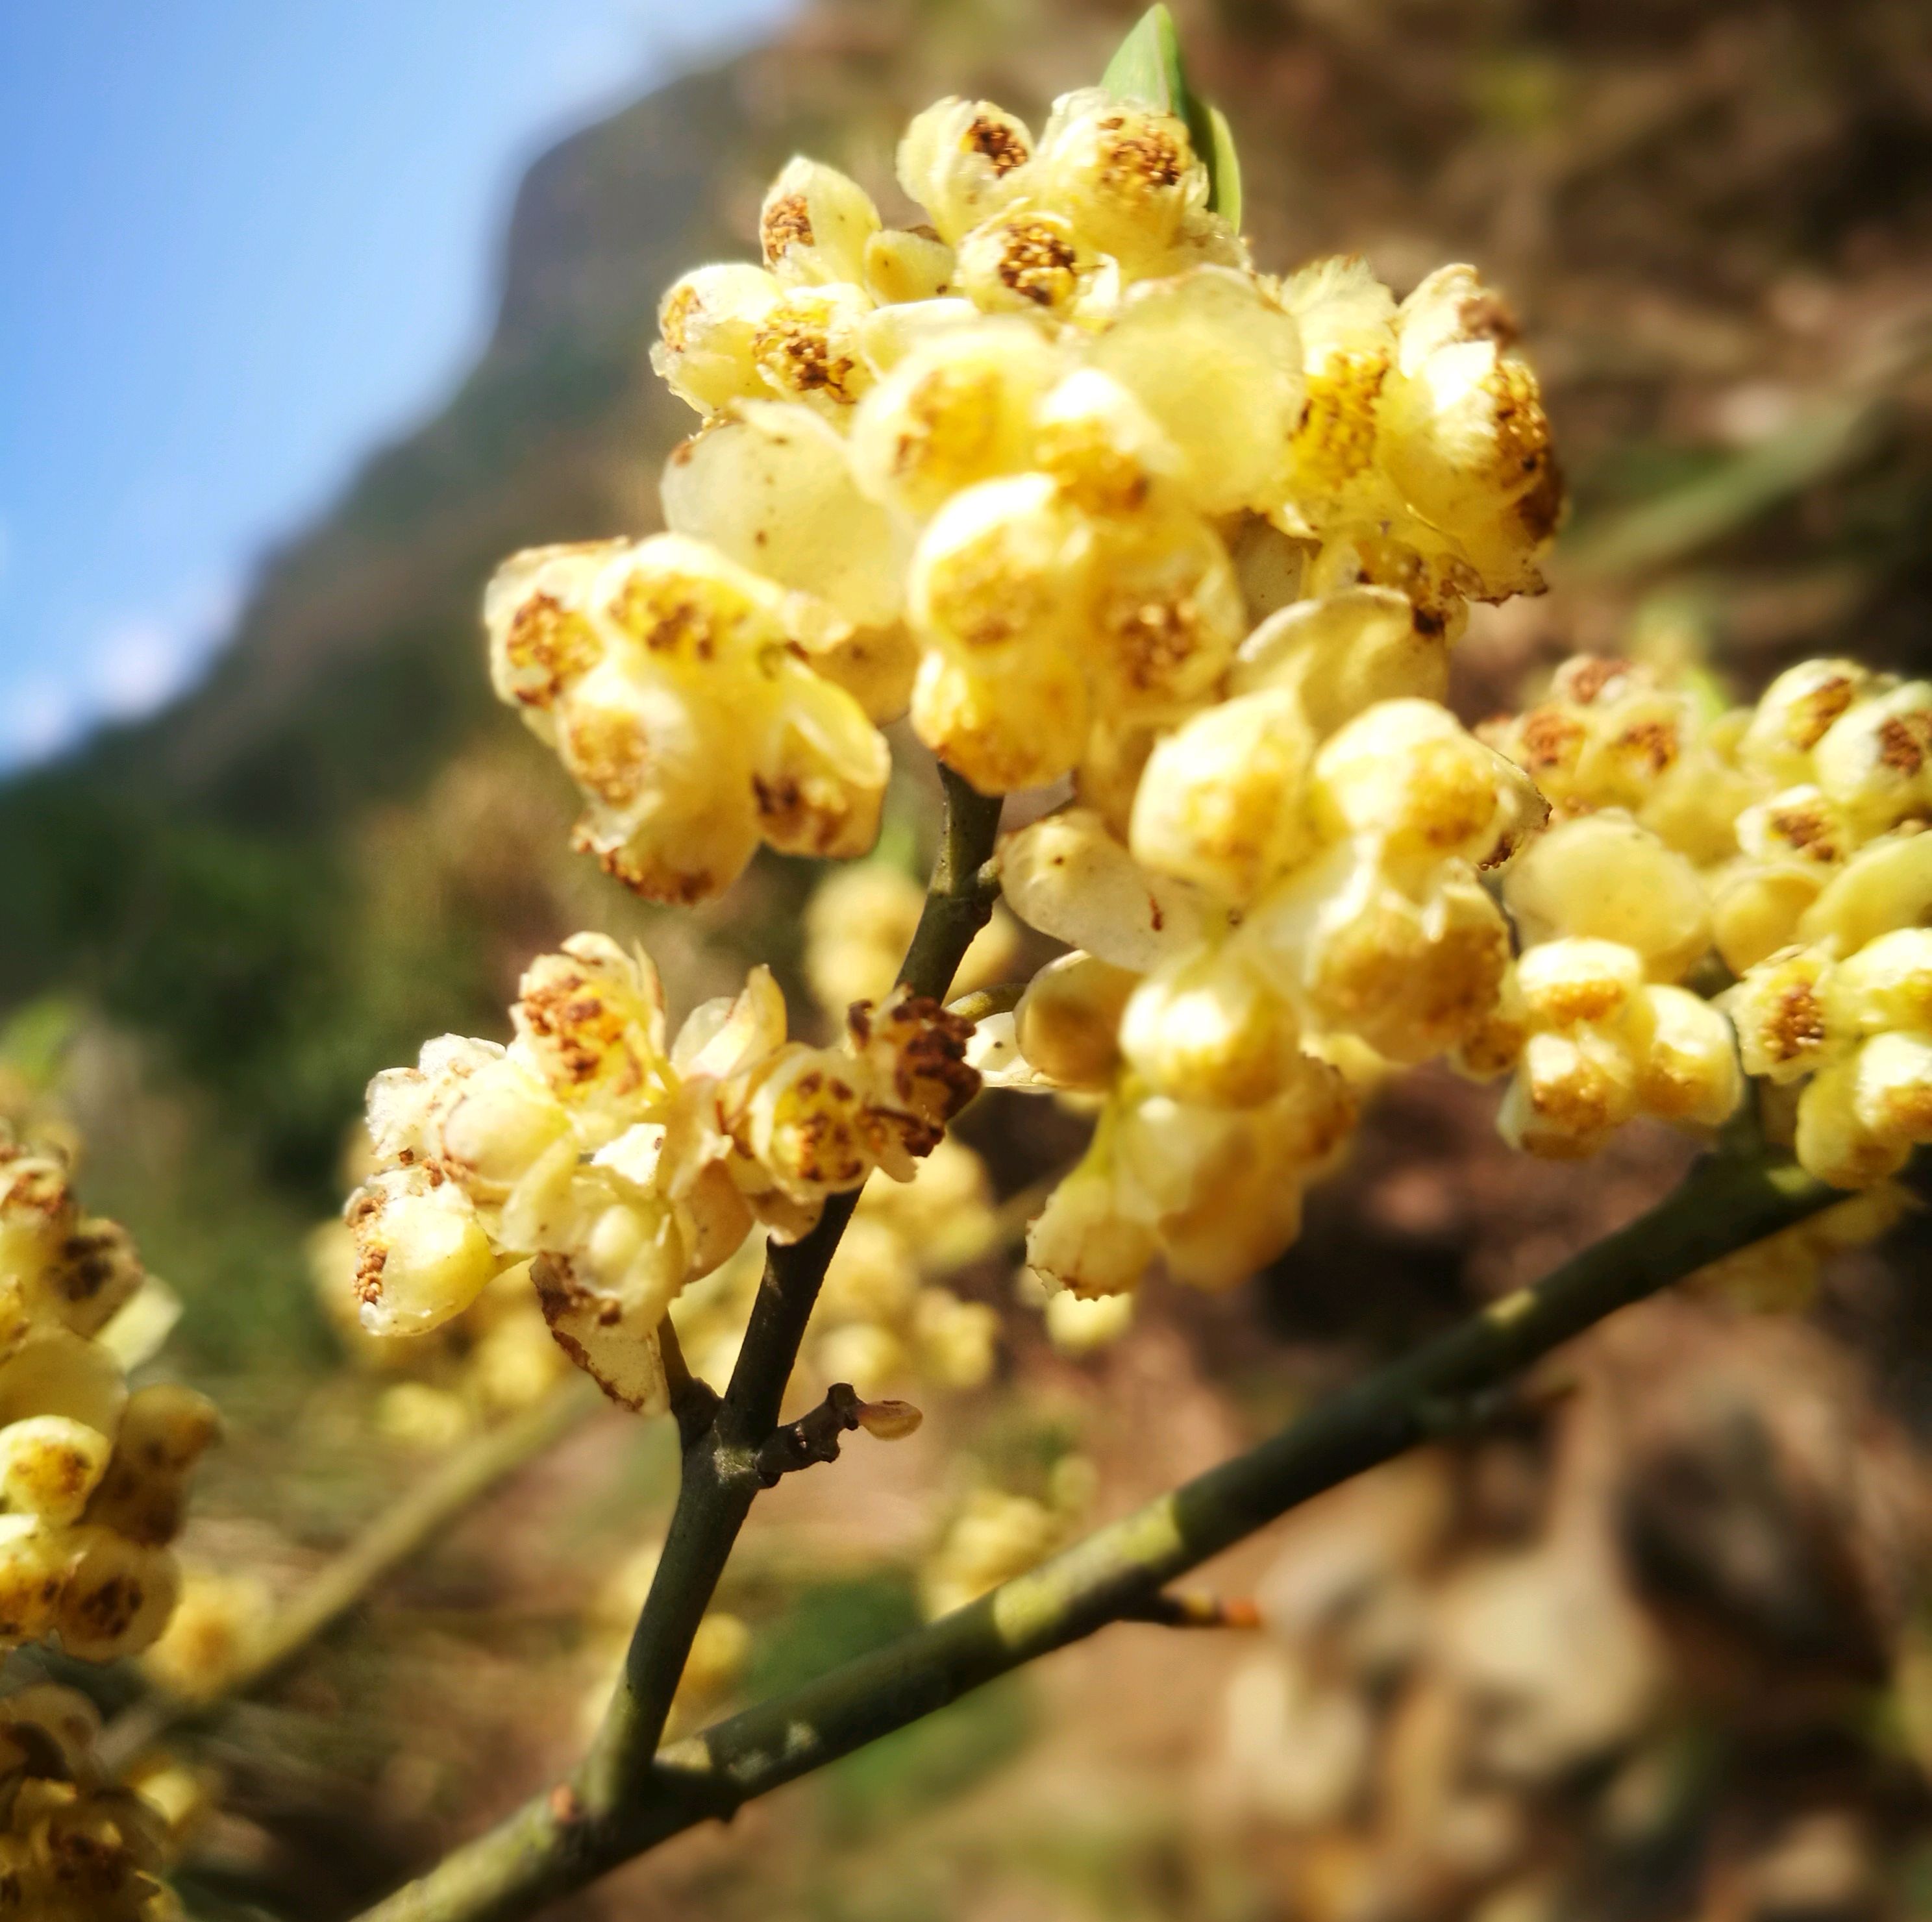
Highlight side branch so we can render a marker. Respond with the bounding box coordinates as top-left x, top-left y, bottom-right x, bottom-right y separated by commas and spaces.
353, 1144, 1837, 1922
571, 768, 1006, 1821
